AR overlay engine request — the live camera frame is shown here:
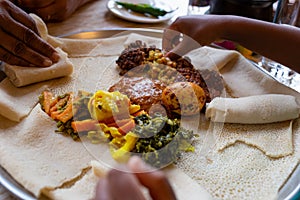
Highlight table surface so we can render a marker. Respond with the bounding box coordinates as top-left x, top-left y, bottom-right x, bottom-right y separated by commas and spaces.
47, 0, 194, 37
